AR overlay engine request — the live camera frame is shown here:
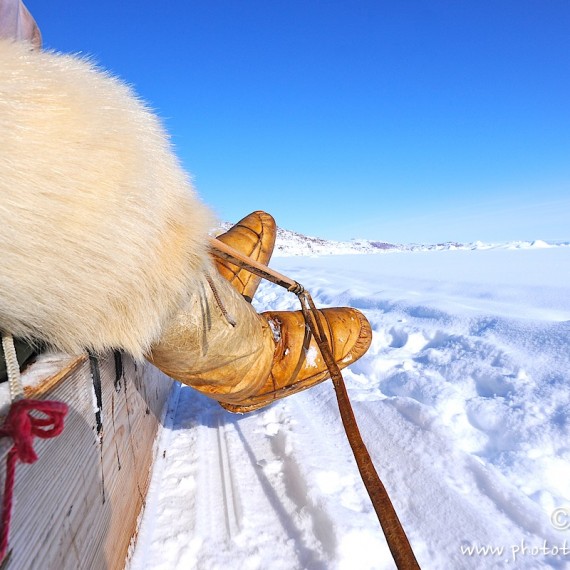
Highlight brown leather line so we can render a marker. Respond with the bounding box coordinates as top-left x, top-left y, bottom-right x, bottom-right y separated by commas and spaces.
209, 237, 421, 570
205, 273, 237, 327
209, 238, 301, 292
299, 292, 420, 570
323, 310, 335, 359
